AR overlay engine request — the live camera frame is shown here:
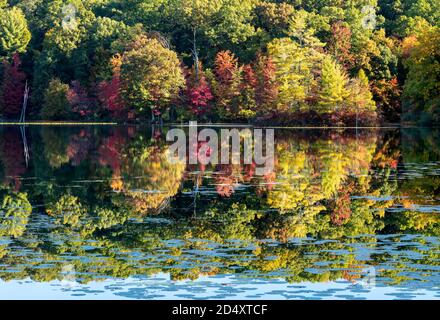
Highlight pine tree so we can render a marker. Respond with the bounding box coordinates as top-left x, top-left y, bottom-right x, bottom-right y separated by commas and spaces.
212, 50, 242, 118
346, 69, 376, 114
317, 56, 349, 113
267, 38, 320, 112
0, 7, 31, 58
